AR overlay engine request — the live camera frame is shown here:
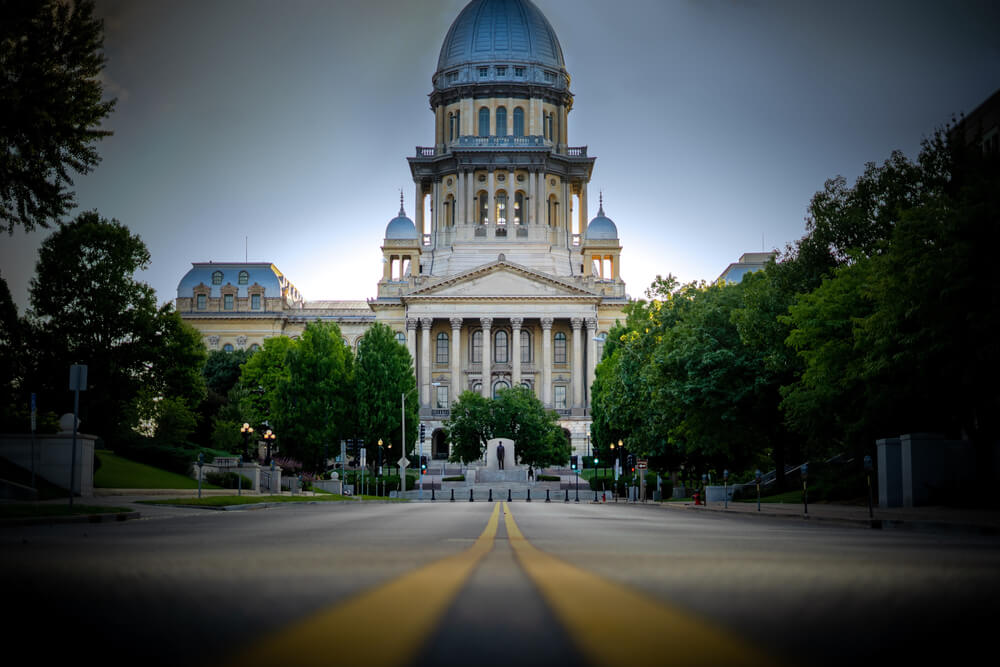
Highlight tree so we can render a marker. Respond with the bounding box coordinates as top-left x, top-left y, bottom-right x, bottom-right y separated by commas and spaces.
27, 211, 160, 440
280, 321, 354, 471
445, 390, 494, 464
1, 0, 116, 233
353, 323, 417, 461
445, 387, 568, 467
